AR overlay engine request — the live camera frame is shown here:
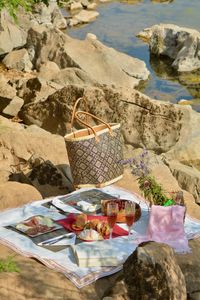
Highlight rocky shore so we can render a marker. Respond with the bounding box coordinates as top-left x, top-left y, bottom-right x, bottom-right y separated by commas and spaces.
0, 1, 200, 299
